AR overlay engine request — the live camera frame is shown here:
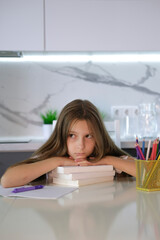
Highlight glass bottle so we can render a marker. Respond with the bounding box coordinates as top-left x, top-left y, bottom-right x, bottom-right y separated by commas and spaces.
138, 103, 157, 138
